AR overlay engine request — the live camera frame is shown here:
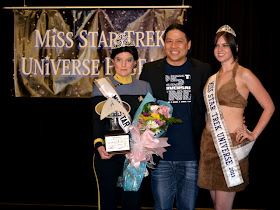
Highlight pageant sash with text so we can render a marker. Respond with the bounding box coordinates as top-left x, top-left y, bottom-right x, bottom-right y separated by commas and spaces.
94, 77, 131, 133
204, 73, 244, 188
